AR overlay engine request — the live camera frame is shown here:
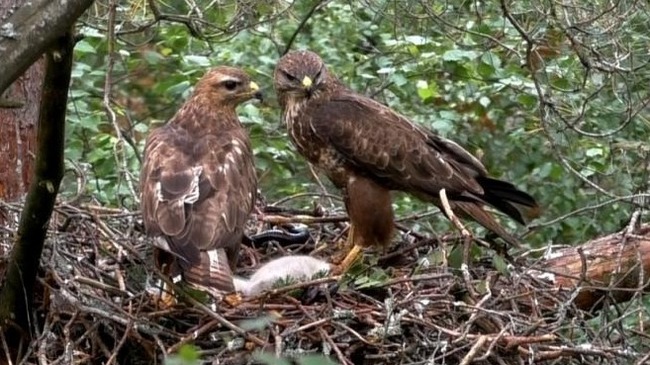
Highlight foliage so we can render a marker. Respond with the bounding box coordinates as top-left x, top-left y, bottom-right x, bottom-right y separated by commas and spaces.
164, 344, 337, 364
67, 1, 650, 248
254, 351, 338, 365
165, 344, 200, 365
